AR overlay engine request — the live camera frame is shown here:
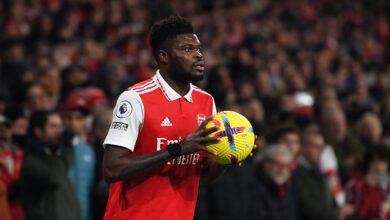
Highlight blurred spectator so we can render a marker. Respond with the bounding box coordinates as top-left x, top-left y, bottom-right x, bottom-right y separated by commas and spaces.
65, 87, 109, 115
91, 108, 112, 220
273, 125, 300, 170
0, 181, 11, 220
61, 65, 90, 101
356, 112, 384, 149
0, 37, 29, 101
321, 108, 365, 184
302, 121, 346, 208
4, 105, 29, 149
23, 82, 54, 115
295, 131, 338, 220
0, 96, 7, 114
346, 147, 390, 220
62, 99, 96, 220
252, 144, 297, 220
0, 114, 24, 220
20, 110, 81, 220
